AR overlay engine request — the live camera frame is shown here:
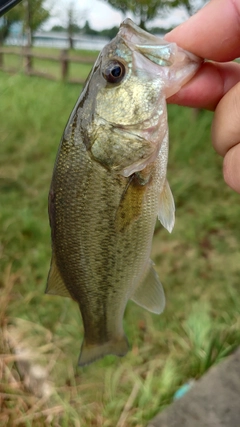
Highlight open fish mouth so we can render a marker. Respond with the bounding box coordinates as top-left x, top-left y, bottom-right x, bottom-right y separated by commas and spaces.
119, 18, 202, 98
119, 18, 200, 65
